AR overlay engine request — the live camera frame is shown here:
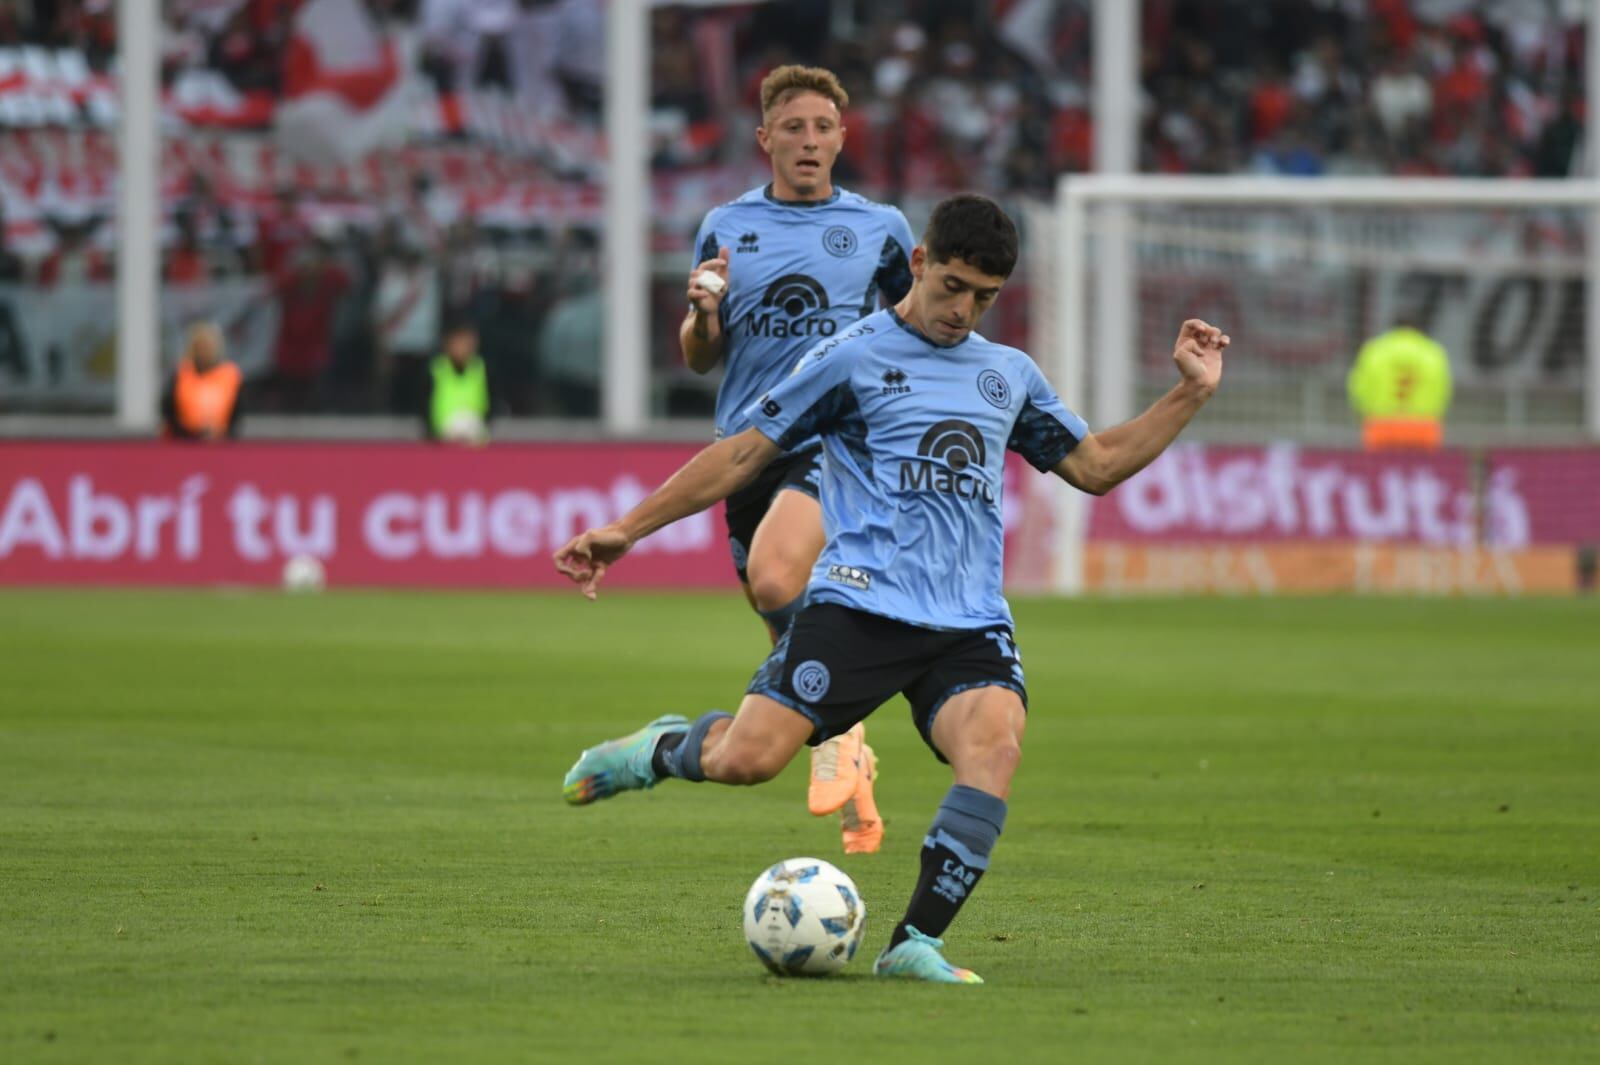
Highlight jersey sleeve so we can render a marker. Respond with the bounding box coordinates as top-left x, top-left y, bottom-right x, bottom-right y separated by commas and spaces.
1007, 359, 1089, 472
690, 211, 719, 270
744, 341, 859, 451
874, 208, 916, 303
